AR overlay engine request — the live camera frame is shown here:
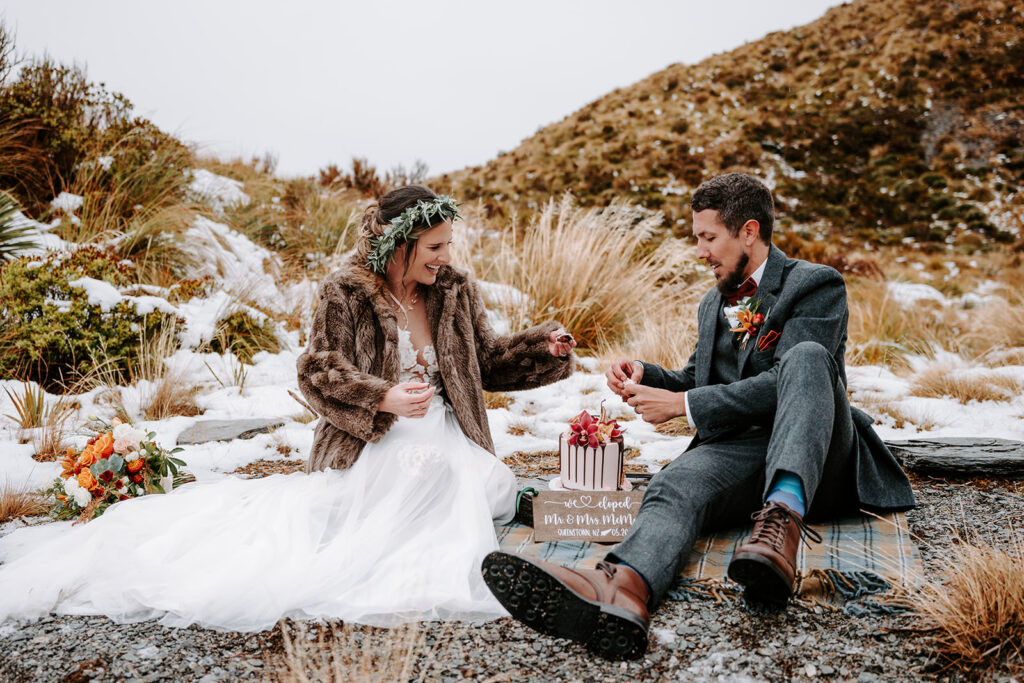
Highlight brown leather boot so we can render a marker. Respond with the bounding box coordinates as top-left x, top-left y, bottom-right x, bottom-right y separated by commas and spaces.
727, 501, 822, 604
481, 552, 650, 660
